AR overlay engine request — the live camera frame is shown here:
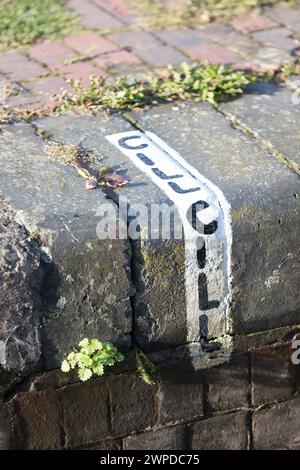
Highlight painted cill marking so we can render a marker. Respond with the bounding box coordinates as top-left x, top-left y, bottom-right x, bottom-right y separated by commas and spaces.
106, 130, 232, 344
